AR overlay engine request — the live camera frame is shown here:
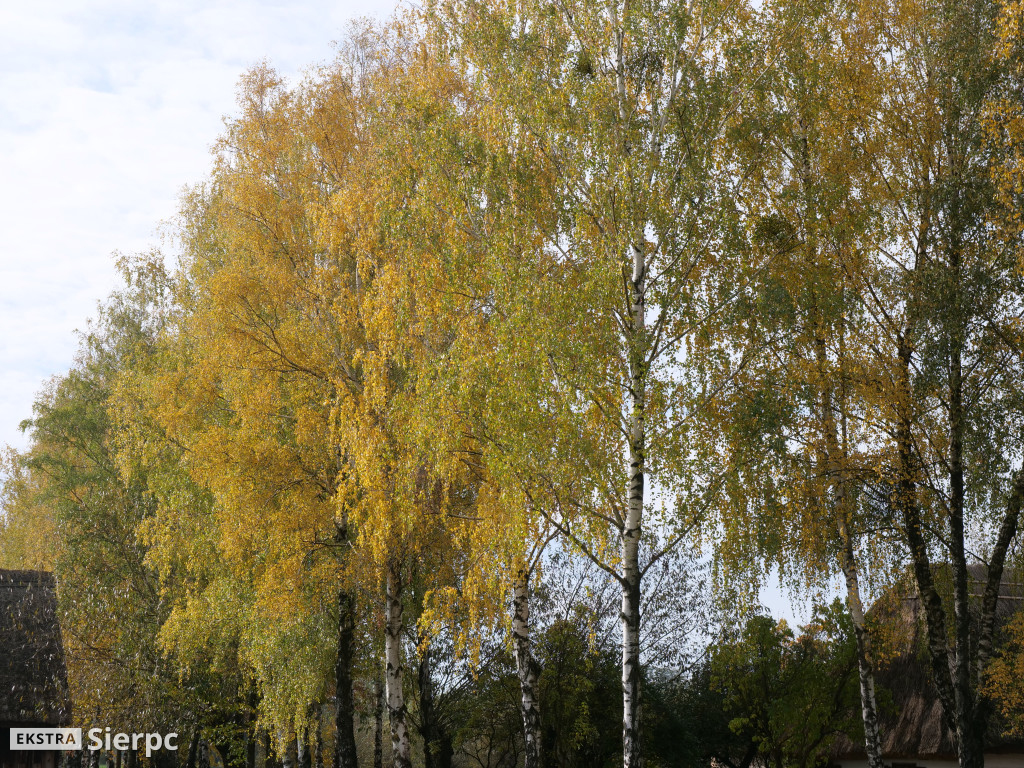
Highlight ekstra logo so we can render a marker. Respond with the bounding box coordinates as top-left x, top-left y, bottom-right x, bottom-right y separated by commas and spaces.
10, 729, 82, 750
